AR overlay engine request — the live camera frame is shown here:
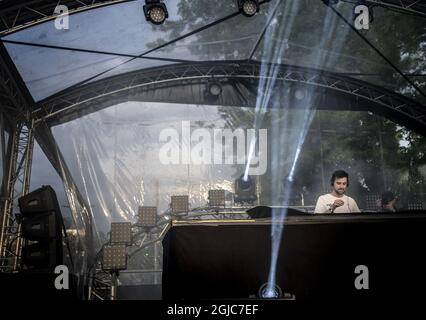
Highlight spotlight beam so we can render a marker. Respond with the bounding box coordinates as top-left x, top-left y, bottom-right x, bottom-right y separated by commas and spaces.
248, 0, 283, 61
